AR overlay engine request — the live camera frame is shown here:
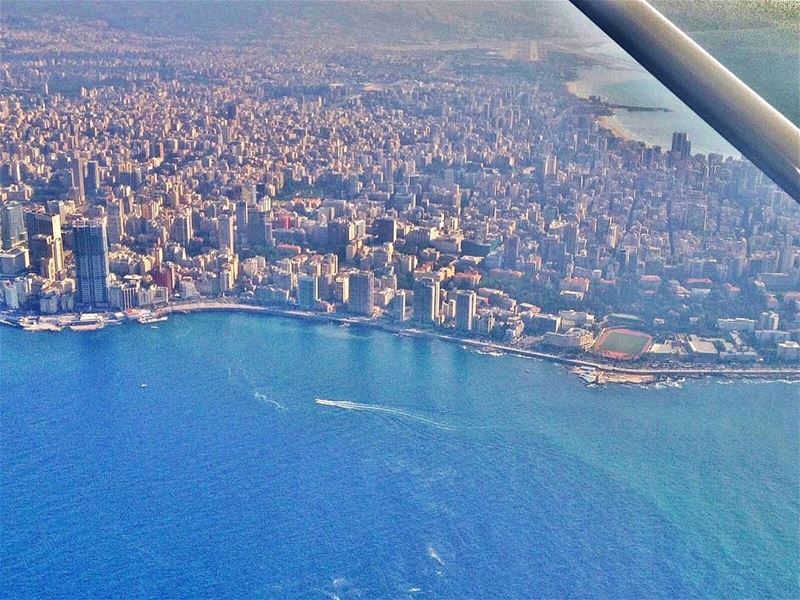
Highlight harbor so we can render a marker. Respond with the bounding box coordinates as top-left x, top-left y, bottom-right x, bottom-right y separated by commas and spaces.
3, 309, 168, 333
